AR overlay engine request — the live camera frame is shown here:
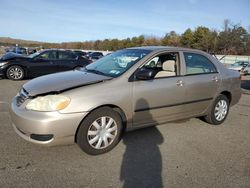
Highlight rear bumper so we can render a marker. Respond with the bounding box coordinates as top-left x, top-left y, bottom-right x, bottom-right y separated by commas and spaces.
231, 89, 242, 106
10, 97, 88, 146
242, 69, 249, 75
